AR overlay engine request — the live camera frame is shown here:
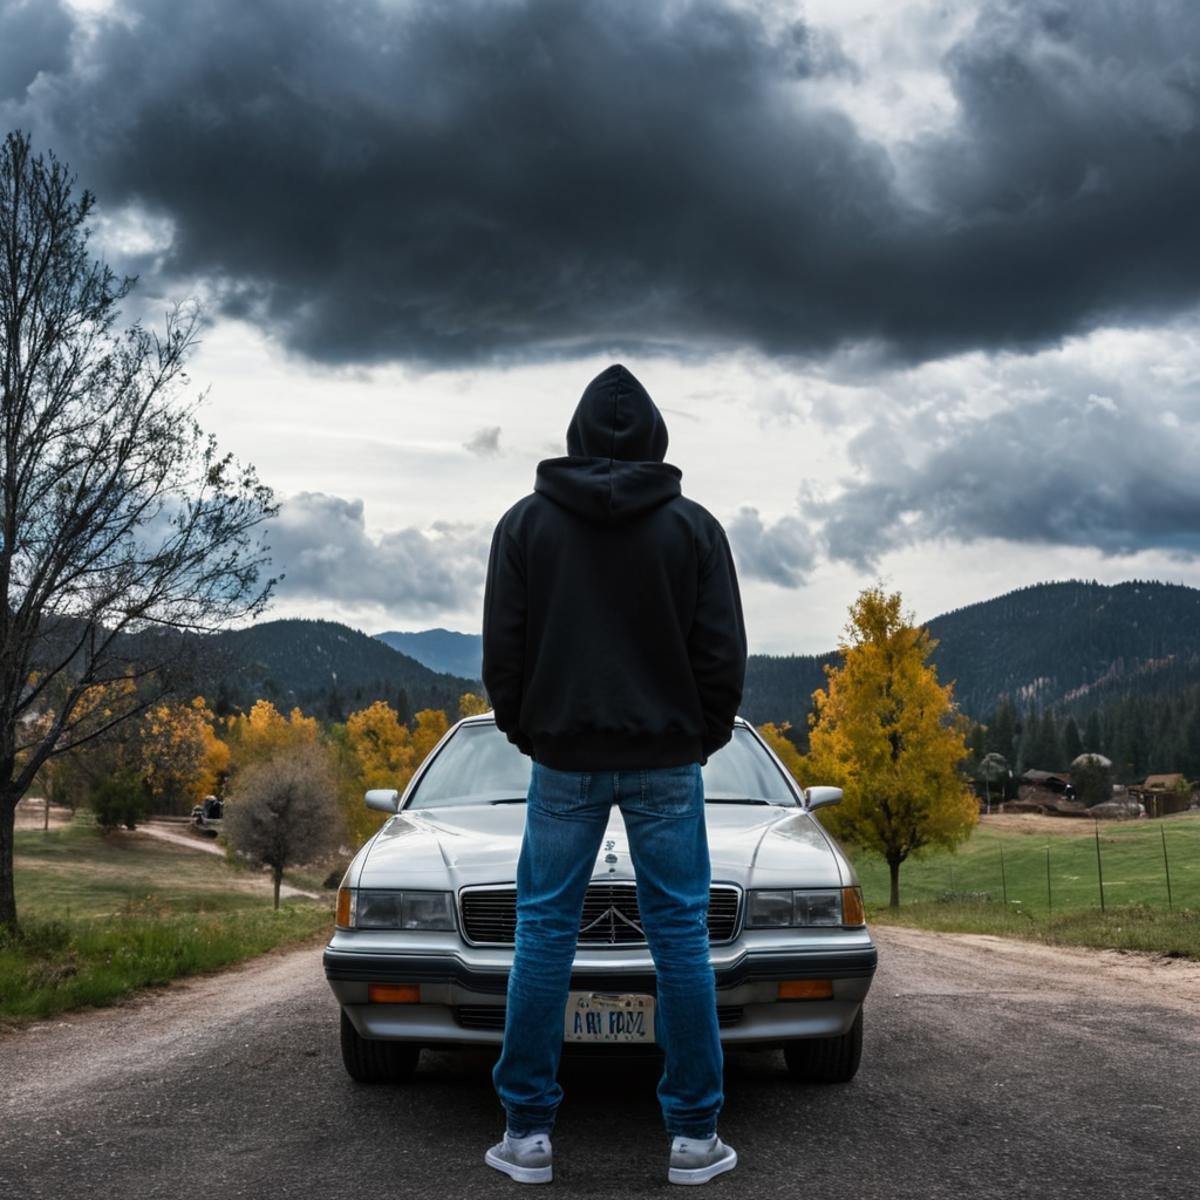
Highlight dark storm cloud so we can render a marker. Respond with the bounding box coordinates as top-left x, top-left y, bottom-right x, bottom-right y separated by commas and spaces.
807, 392, 1200, 568
269, 493, 490, 613
7, 0, 1199, 366
0, 0, 71, 102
